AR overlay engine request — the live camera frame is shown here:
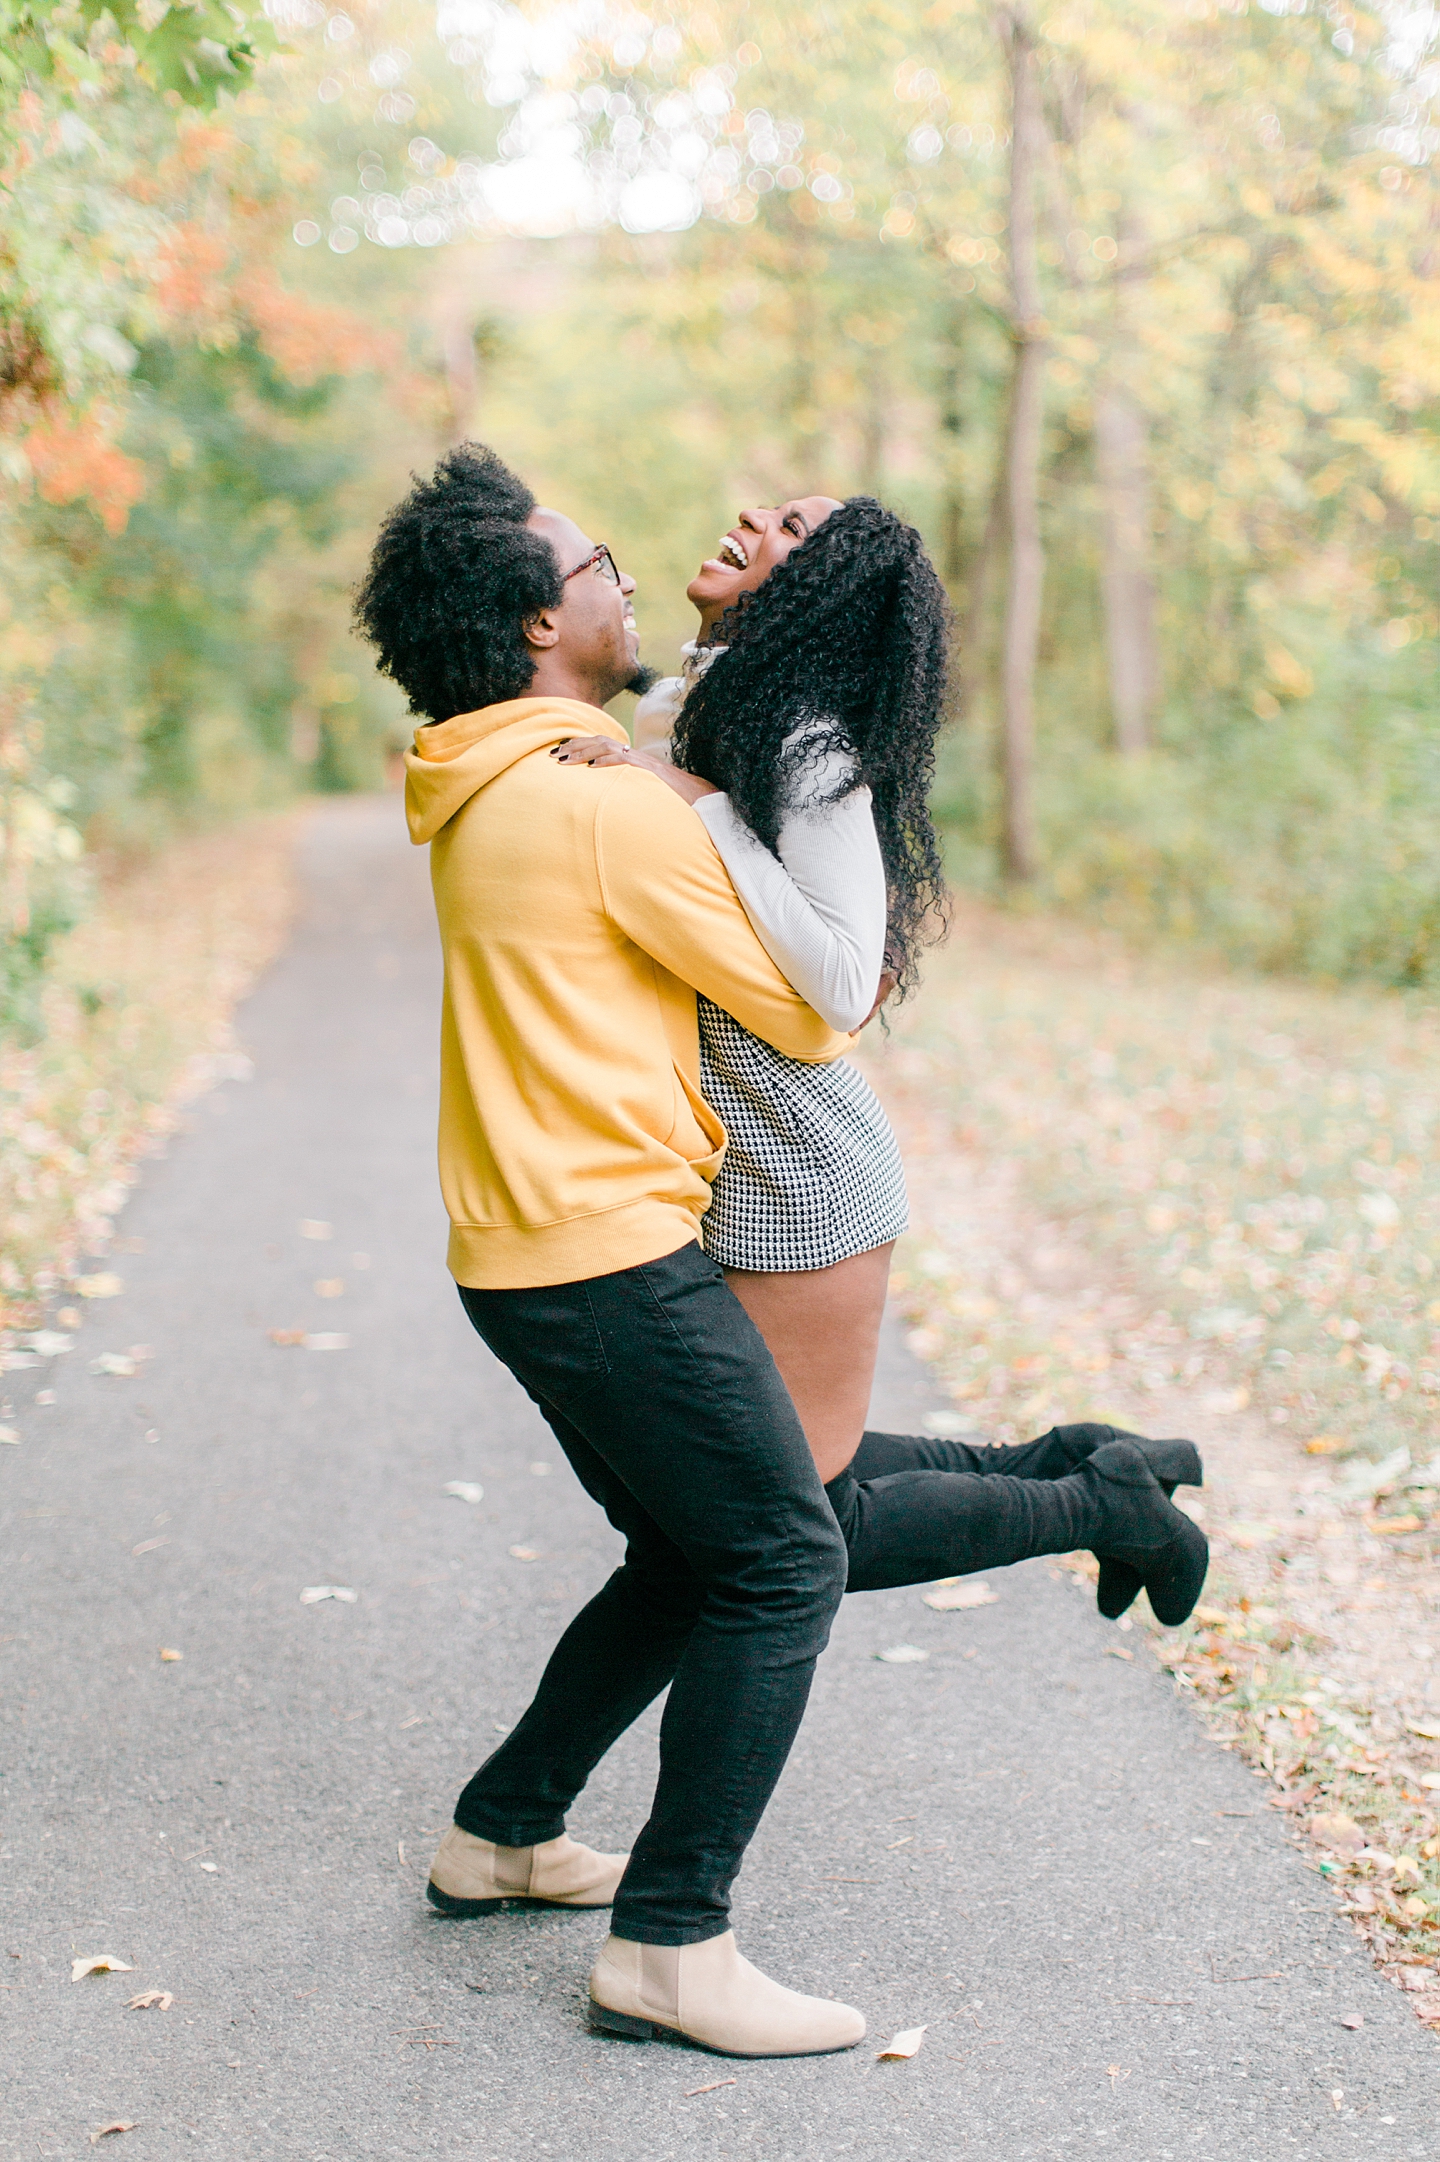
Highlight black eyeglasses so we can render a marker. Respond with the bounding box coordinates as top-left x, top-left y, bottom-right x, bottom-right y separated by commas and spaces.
564, 543, 622, 587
